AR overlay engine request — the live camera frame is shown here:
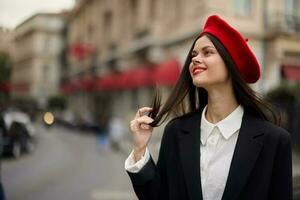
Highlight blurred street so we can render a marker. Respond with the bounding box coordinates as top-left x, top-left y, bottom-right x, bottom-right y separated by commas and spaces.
2, 121, 300, 199
0, 0, 300, 200
2, 123, 140, 200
